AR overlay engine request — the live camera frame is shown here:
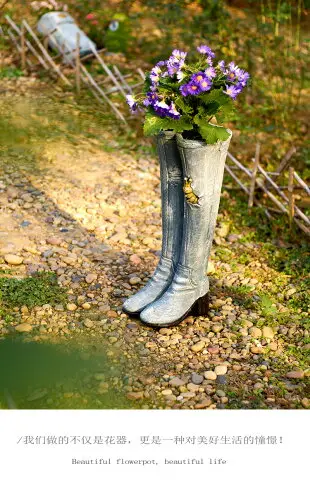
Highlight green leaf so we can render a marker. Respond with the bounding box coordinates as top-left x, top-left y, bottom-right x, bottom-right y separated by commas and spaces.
143, 112, 193, 137
198, 101, 220, 117
174, 96, 194, 115
196, 121, 230, 144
